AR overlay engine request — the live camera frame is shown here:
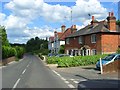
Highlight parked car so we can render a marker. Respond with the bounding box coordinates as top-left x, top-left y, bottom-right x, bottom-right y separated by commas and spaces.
96, 54, 120, 69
